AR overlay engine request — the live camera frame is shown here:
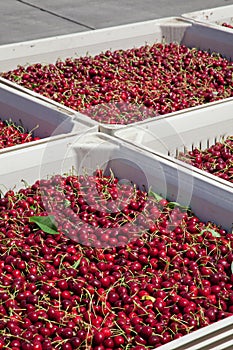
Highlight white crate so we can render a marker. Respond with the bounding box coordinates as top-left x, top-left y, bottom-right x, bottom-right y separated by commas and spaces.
1, 17, 233, 133
158, 314, 233, 350
0, 131, 233, 349
114, 98, 233, 187
0, 83, 98, 153
0, 132, 232, 230
182, 5, 233, 30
